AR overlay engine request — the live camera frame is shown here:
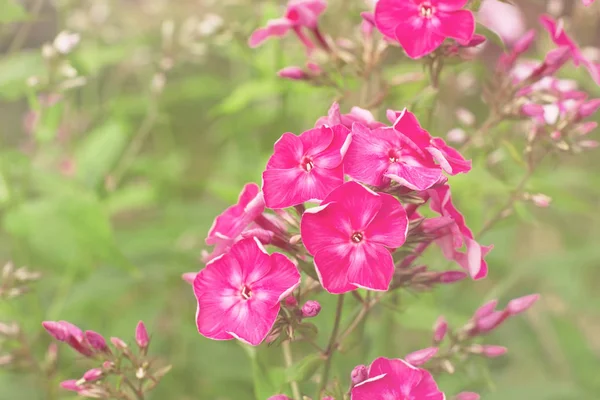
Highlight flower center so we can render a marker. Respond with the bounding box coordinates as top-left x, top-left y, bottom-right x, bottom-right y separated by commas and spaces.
240, 285, 252, 300
300, 156, 314, 172
351, 232, 364, 243
419, 3, 435, 18
388, 148, 402, 163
